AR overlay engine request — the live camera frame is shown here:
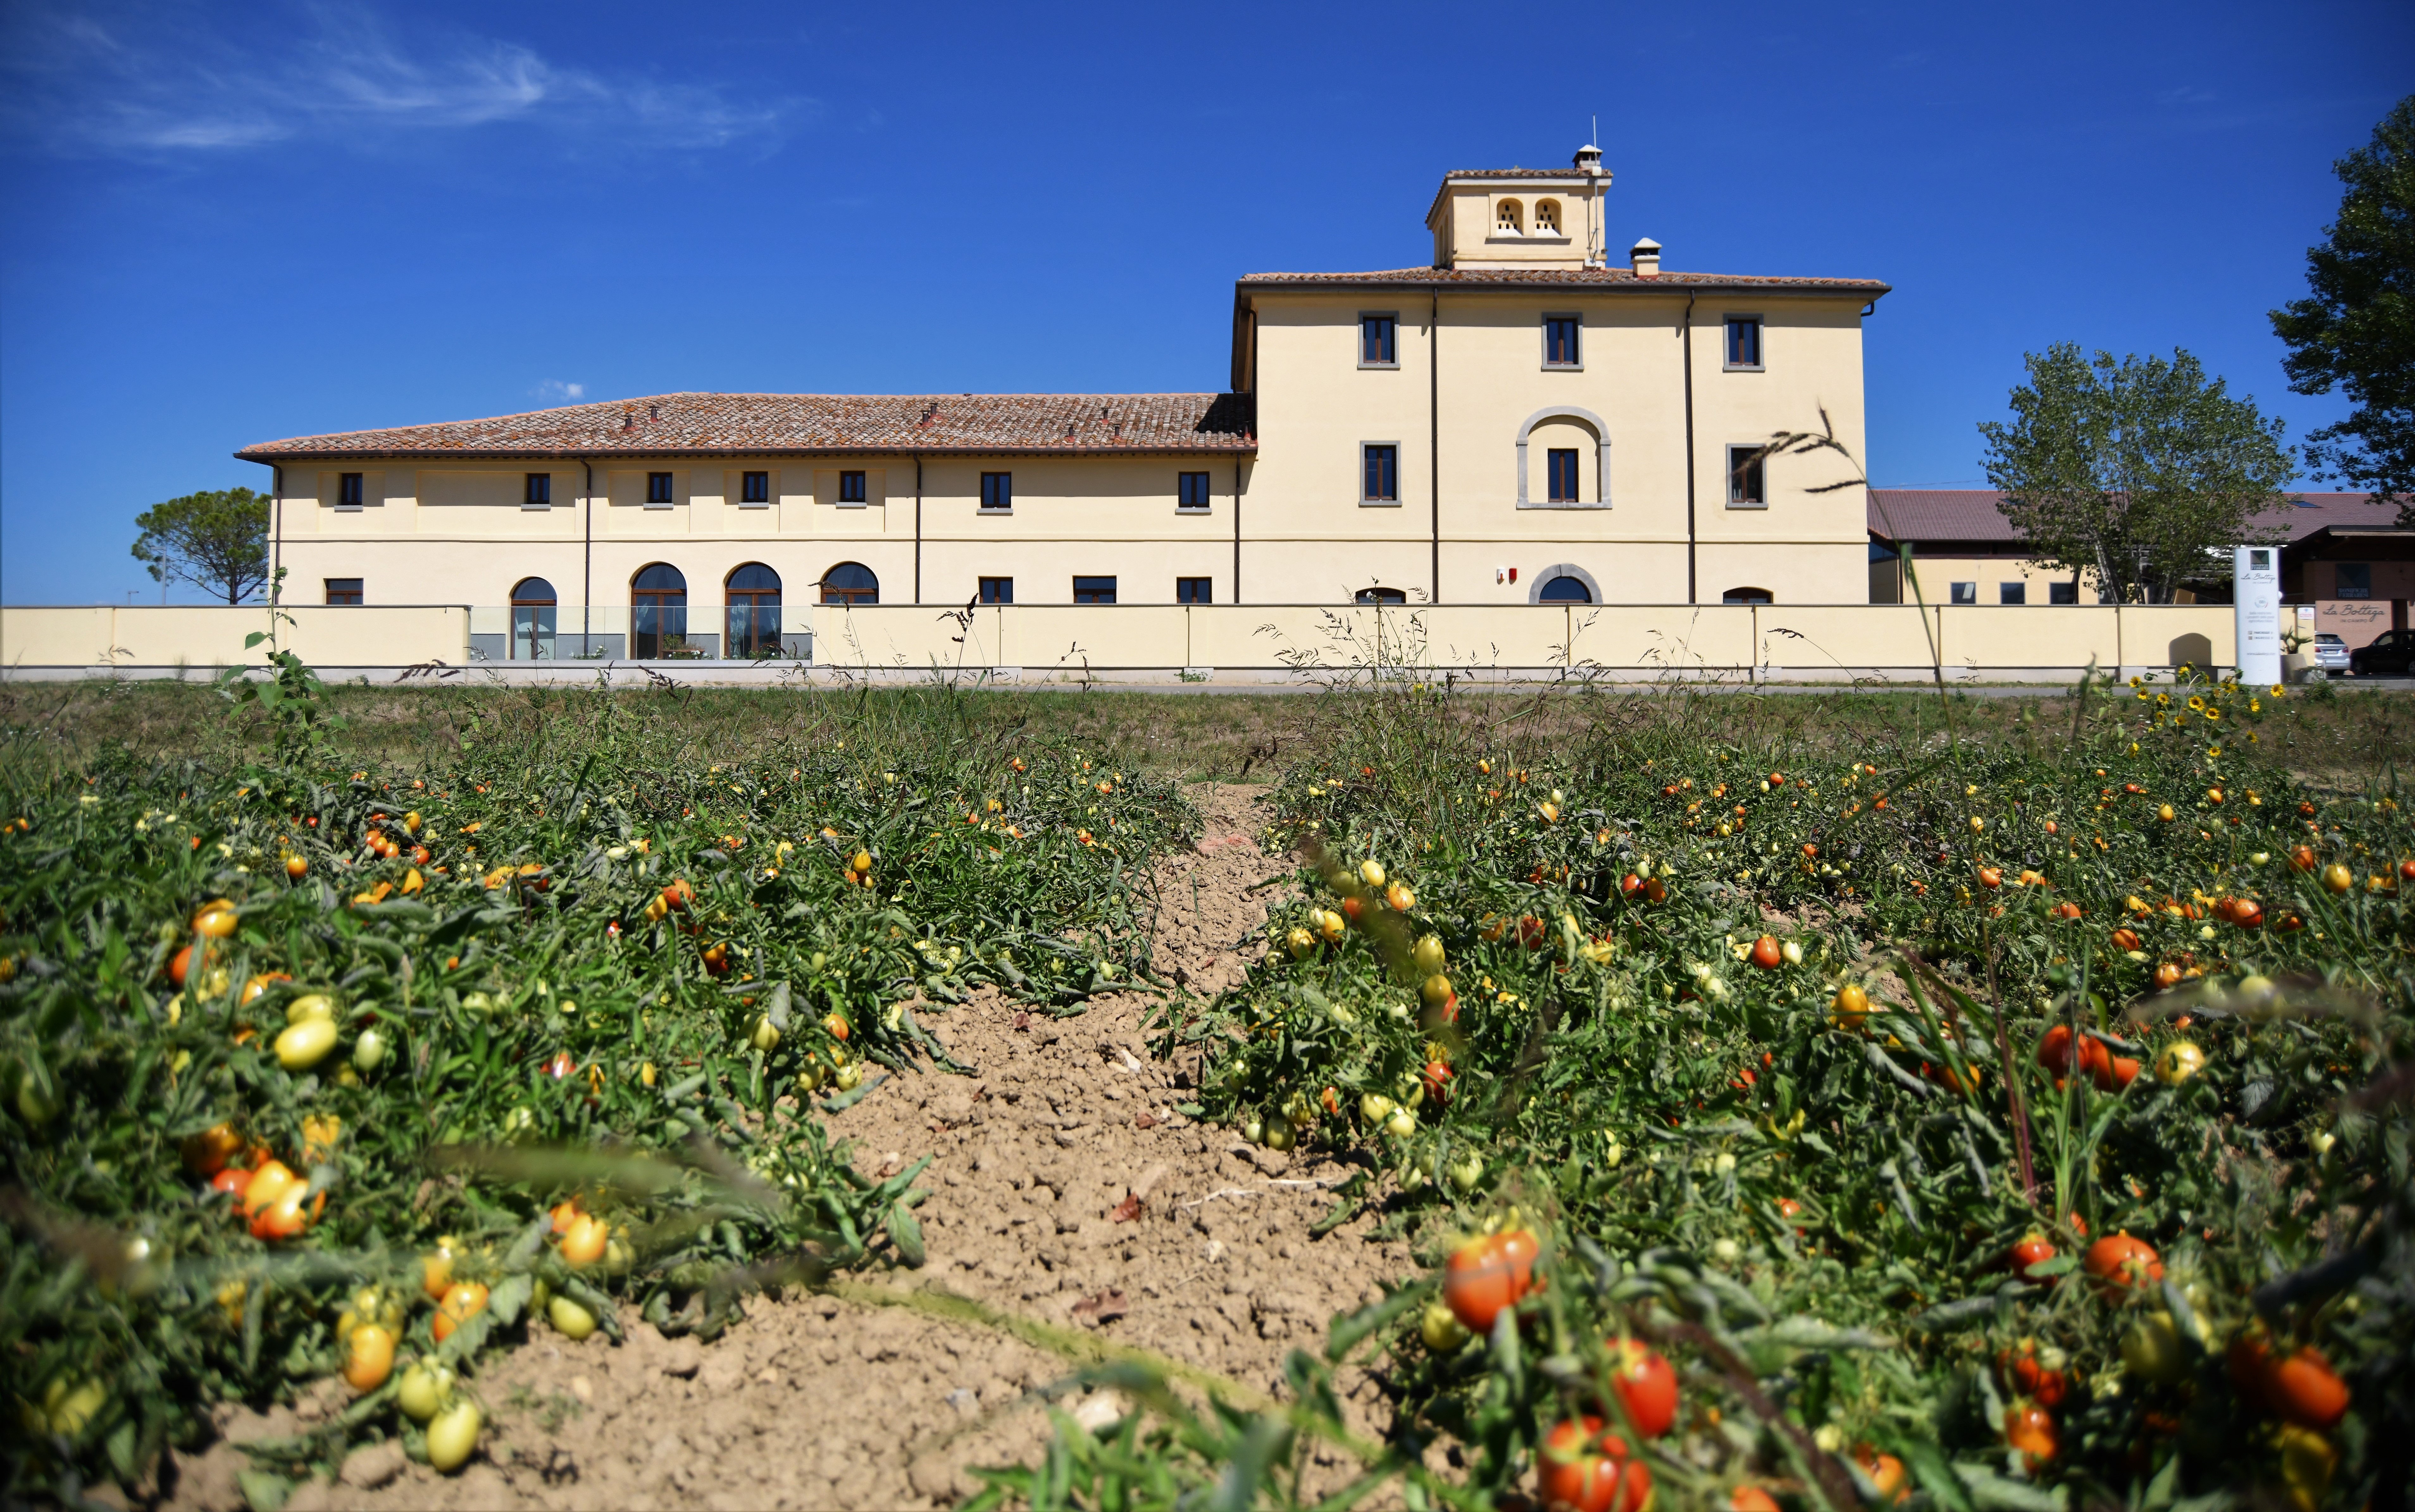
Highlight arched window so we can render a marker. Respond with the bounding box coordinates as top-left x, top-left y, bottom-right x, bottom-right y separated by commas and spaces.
1537, 575, 1591, 603
1354, 587, 1408, 606
725, 563, 782, 659
1721, 587, 1773, 605
1495, 199, 1523, 235
632, 563, 688, 658
509, 577, 557, 661
1534, 199, 1560, 234
820, 562, 878, 606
